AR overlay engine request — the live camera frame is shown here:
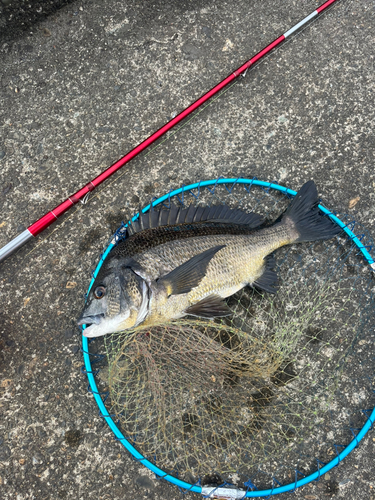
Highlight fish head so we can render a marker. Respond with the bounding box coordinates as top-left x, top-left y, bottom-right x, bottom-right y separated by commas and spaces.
78, 264, 149, 338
